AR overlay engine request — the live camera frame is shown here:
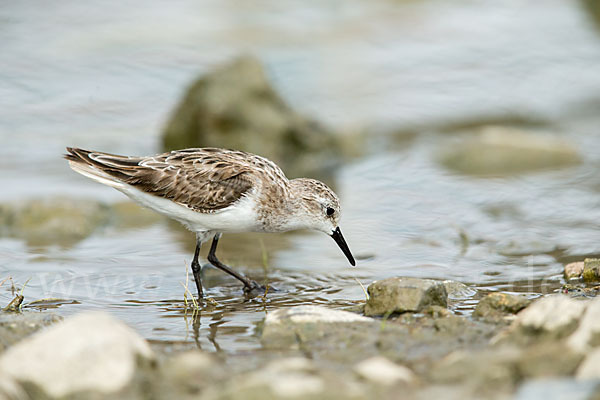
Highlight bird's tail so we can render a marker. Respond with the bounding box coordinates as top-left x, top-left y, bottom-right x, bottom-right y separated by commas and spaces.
64, 147, 126, 189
